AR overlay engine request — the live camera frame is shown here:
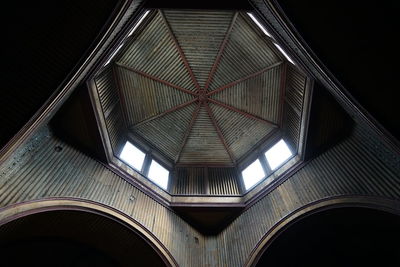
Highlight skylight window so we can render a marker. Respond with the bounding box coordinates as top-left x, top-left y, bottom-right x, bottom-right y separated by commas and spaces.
119, 141, 146, 171
247, 12, 272, 37
128, 10, 150, 37
148, 160, 169, 190
265, 139, 293, 170
242, 159, 265, 190
104, 43, 124, 66
273, 43, 295, 65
